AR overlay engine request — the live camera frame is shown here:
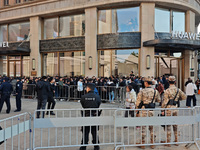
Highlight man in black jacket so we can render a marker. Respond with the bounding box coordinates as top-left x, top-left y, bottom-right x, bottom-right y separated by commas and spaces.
36, 76, 50, 118
129, 78, 139, 94
14, 78, 23, 112
80, 83, 101, 150
0, 77, 13, 114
